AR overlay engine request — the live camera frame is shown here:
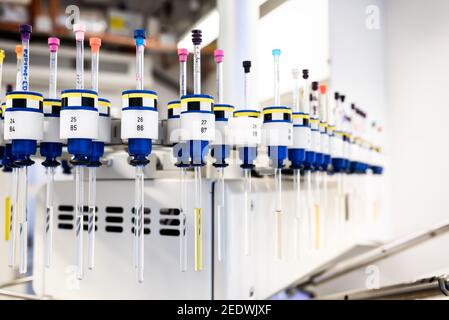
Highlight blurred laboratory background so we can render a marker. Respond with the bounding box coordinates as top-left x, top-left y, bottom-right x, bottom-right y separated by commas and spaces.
0, 0, 448, 300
